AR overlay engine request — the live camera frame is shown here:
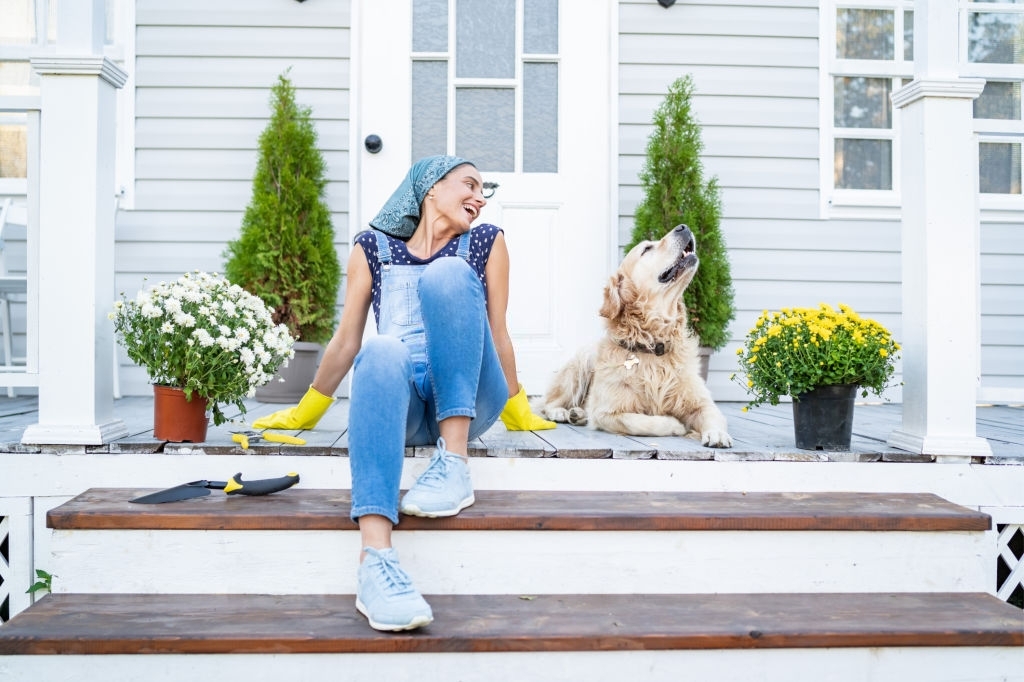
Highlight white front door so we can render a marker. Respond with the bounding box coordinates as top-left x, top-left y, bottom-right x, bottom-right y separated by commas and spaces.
353, 0, 613, 393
